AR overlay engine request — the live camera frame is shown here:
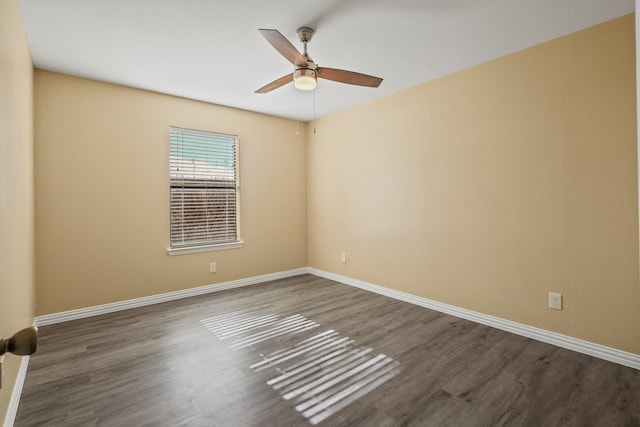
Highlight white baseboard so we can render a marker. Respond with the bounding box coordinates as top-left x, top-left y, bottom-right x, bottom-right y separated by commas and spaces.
31, 266, 639, 370
3, 356, 30, 427
35, 268, 307, 327
306, 267, 640, 370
